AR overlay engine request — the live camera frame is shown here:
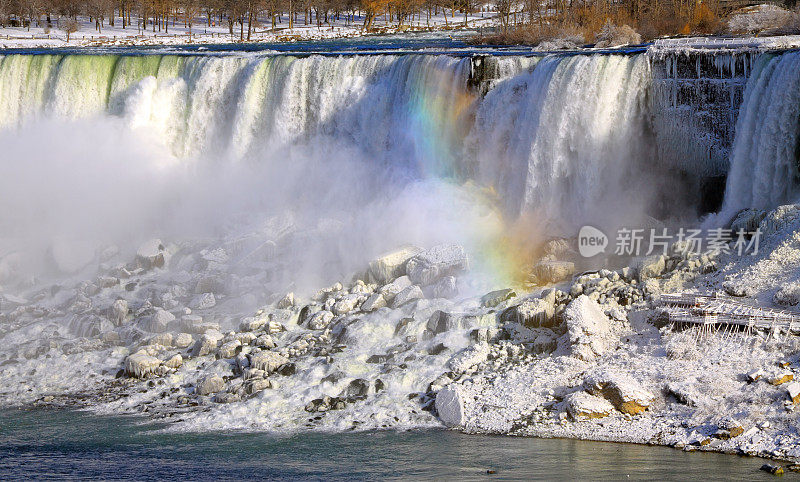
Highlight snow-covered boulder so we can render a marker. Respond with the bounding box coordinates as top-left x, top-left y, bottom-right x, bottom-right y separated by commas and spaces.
427, 310, 463, 335
636, 255, 666, 281
190, 292, 216, 310
307, 310, 334, 330
379, 275, 412, 302
217, 340, 242, 359
147, 308, 175, 333
787, 382, 800, 404
192, 331, 224, 357
108, 299, 128, 326
432, 276, 458, 299
124, 352, 161, 378
175, 333, 193, 349
360, 293, 386, 312
448, 343, 490, 373
406, 245, 468, 286
584, 371, 654, 415
511, 297, 555, 328
240, 314, 268, 332
560, 295, 619, 361
249, 351, 288, 373
565, 391, 614, 420
481, 289, 516, 308
196, 375, 224, 396
436, 385, 466, 428
391, 285, 423, 308
368, 246, 423, 284
333, 294, 362, 315
136, 238, 167, 269
163, 354, 183, 369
